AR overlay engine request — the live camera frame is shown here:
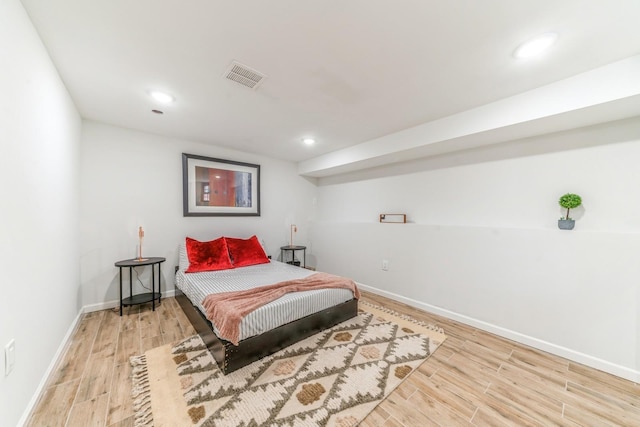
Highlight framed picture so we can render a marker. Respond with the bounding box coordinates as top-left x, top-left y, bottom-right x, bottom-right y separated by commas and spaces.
182, 153, 260, 216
